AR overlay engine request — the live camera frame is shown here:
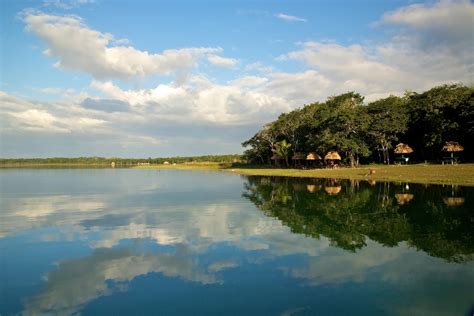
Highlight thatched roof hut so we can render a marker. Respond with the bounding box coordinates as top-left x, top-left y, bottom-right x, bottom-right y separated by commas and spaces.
443, 197, 465, 206
325, 186, 342, 195
394, 143, 413, 154
306, 152, 322, 160
442, 141, 464, 152
324, 151, 341, 160
395, 193, 414, 205
293, 152, 306, 160
306, 184, 320, 193
367, 180, 376, 186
